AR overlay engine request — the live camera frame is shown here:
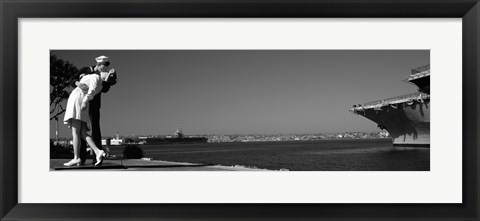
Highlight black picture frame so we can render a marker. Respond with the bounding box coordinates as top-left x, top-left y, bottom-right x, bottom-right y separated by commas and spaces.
1, 0, 479, 220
